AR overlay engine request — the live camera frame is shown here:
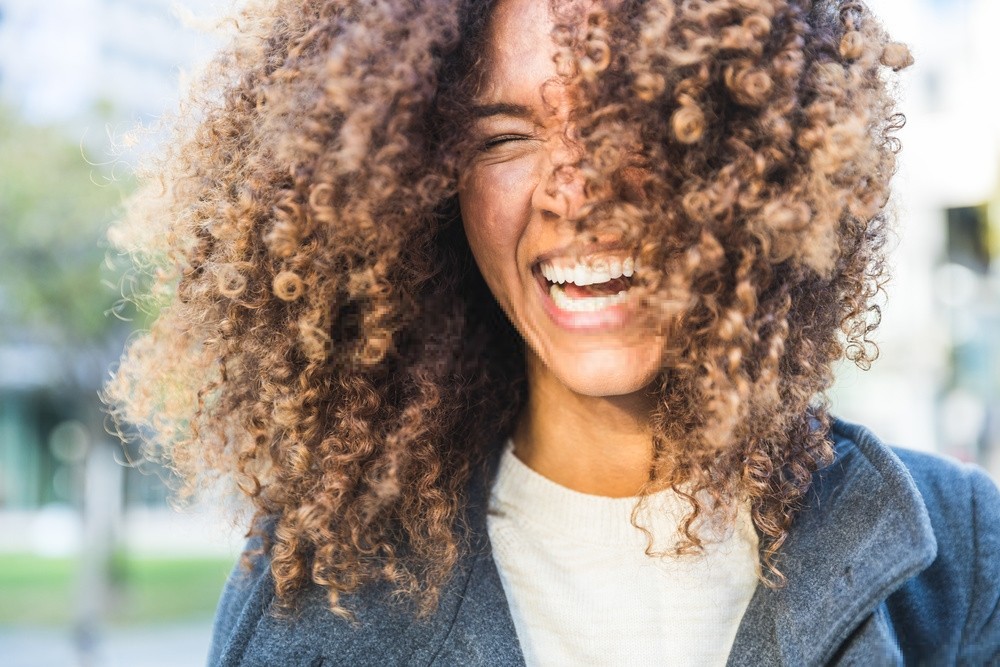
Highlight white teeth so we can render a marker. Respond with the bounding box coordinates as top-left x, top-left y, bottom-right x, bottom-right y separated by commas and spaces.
609, 258, 622, 280
538, 255, 639, 313
539, 256, 637, 286
549, 283, 629, 312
